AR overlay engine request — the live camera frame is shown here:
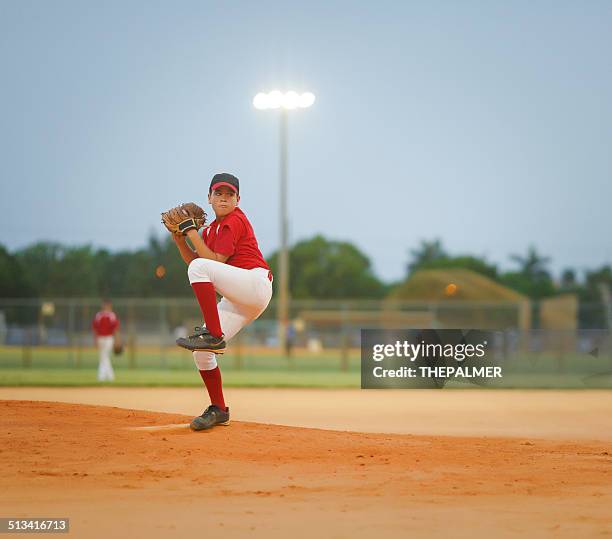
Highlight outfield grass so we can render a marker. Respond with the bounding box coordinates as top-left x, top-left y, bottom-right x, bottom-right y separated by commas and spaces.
0, 345, 363, 387
1, 346, 611, 388
0, 346, 361, 372
1, 367, 611, 389
0, 368, 361, 388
